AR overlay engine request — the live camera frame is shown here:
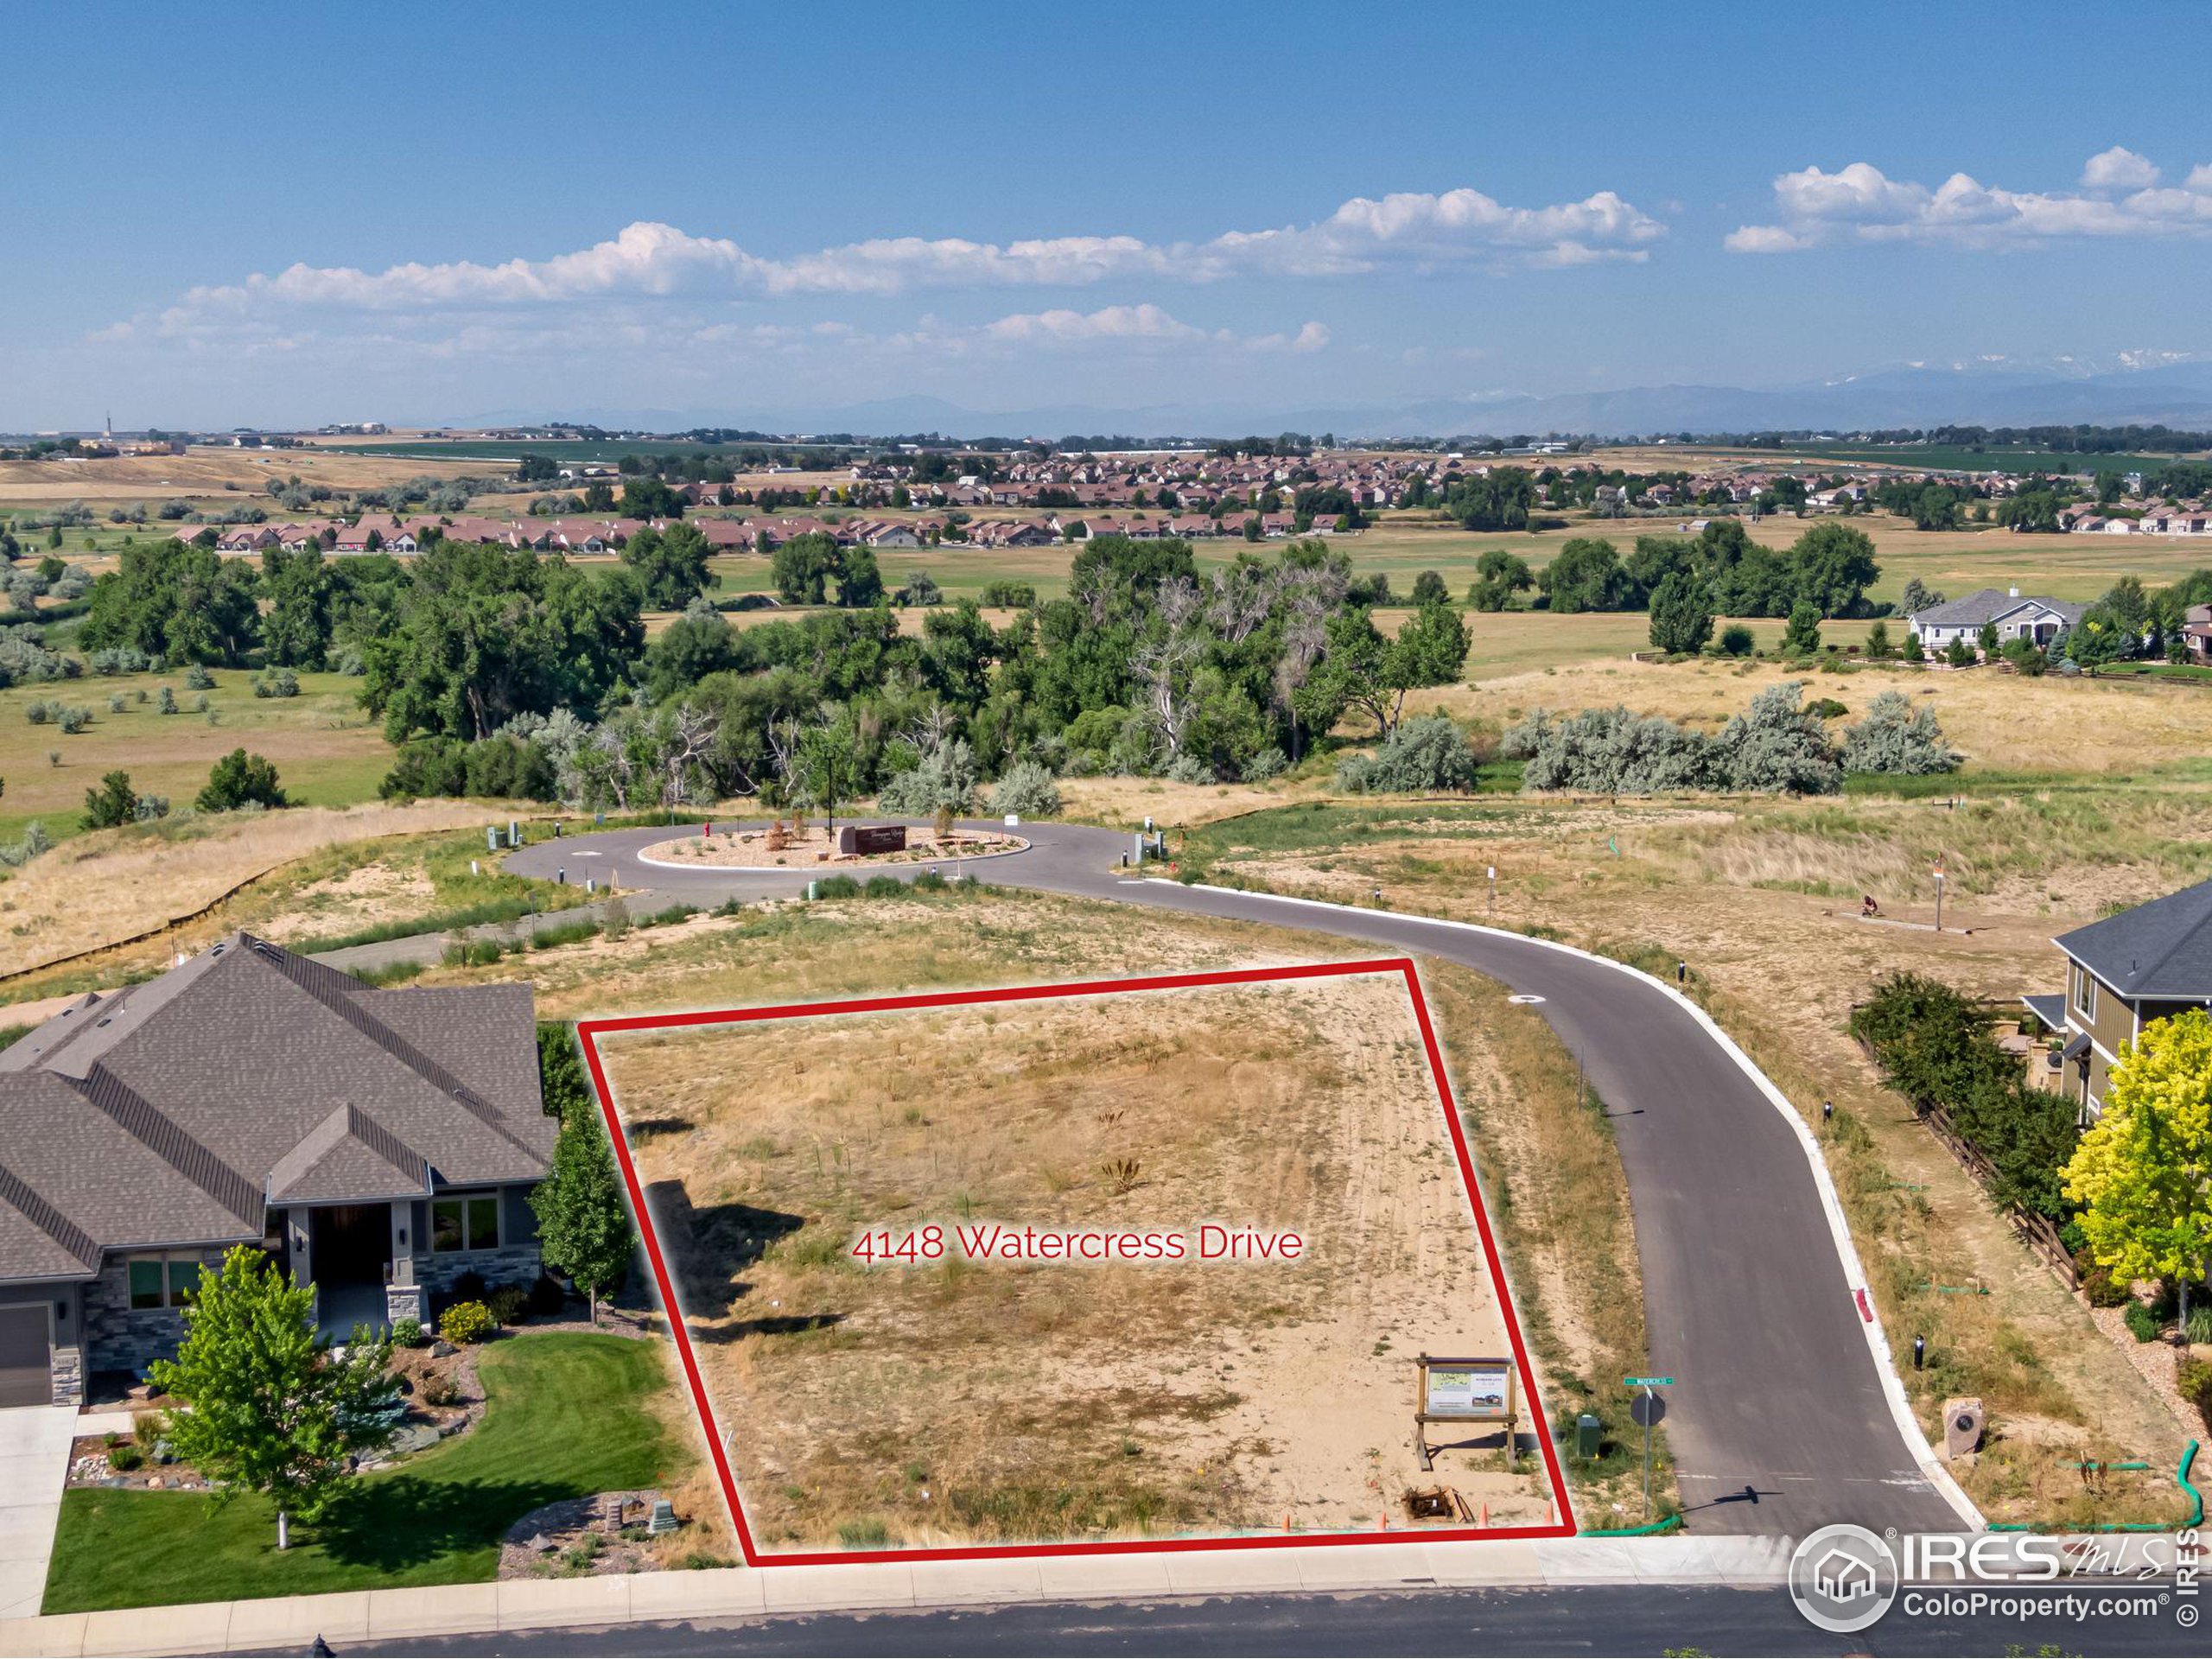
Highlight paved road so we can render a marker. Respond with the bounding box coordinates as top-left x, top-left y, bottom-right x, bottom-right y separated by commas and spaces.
284, 1582, 2202, 1658
492, 817, 1961, 1538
